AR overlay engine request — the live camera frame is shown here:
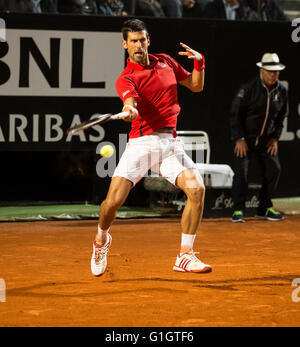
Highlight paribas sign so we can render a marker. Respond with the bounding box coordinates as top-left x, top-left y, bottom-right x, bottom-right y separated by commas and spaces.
0, 29, 125, 149
0, 113, 106, 144
0, 30, 124, 97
